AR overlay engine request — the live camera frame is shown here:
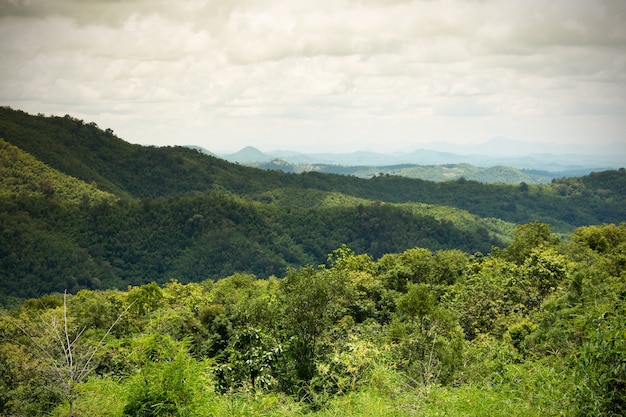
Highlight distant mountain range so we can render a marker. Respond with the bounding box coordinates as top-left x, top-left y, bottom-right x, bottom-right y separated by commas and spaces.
187, 140, 623, 184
